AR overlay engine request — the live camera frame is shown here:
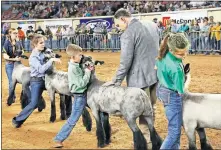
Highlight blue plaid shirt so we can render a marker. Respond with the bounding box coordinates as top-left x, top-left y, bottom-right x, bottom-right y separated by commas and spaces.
29, 49, 53, 77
